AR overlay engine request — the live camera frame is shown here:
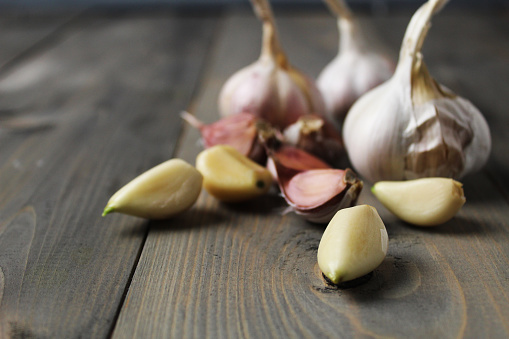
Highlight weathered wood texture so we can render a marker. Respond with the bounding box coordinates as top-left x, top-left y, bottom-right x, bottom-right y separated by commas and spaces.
112, 9, 509, 339
1, 6, 509, 339
0, 11, 217, 338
